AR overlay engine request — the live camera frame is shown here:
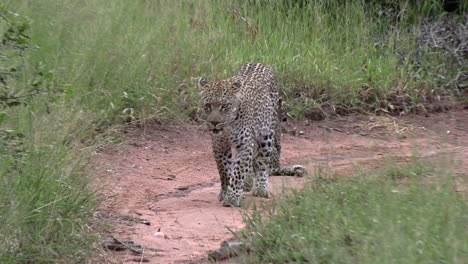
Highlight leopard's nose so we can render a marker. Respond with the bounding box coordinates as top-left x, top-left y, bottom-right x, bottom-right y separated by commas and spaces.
210, 121, 220, 127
